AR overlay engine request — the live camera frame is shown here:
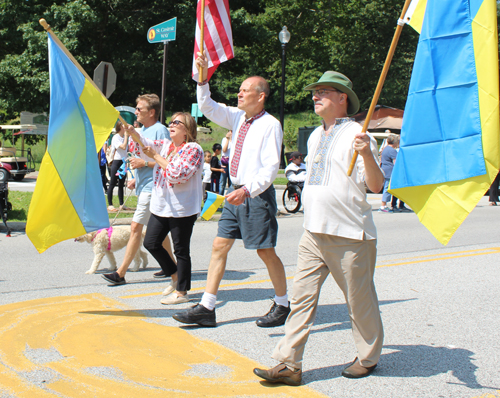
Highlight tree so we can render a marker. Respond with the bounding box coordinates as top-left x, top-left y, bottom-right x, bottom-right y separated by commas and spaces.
0, 0, 426, 126
0, 0, 198, 122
